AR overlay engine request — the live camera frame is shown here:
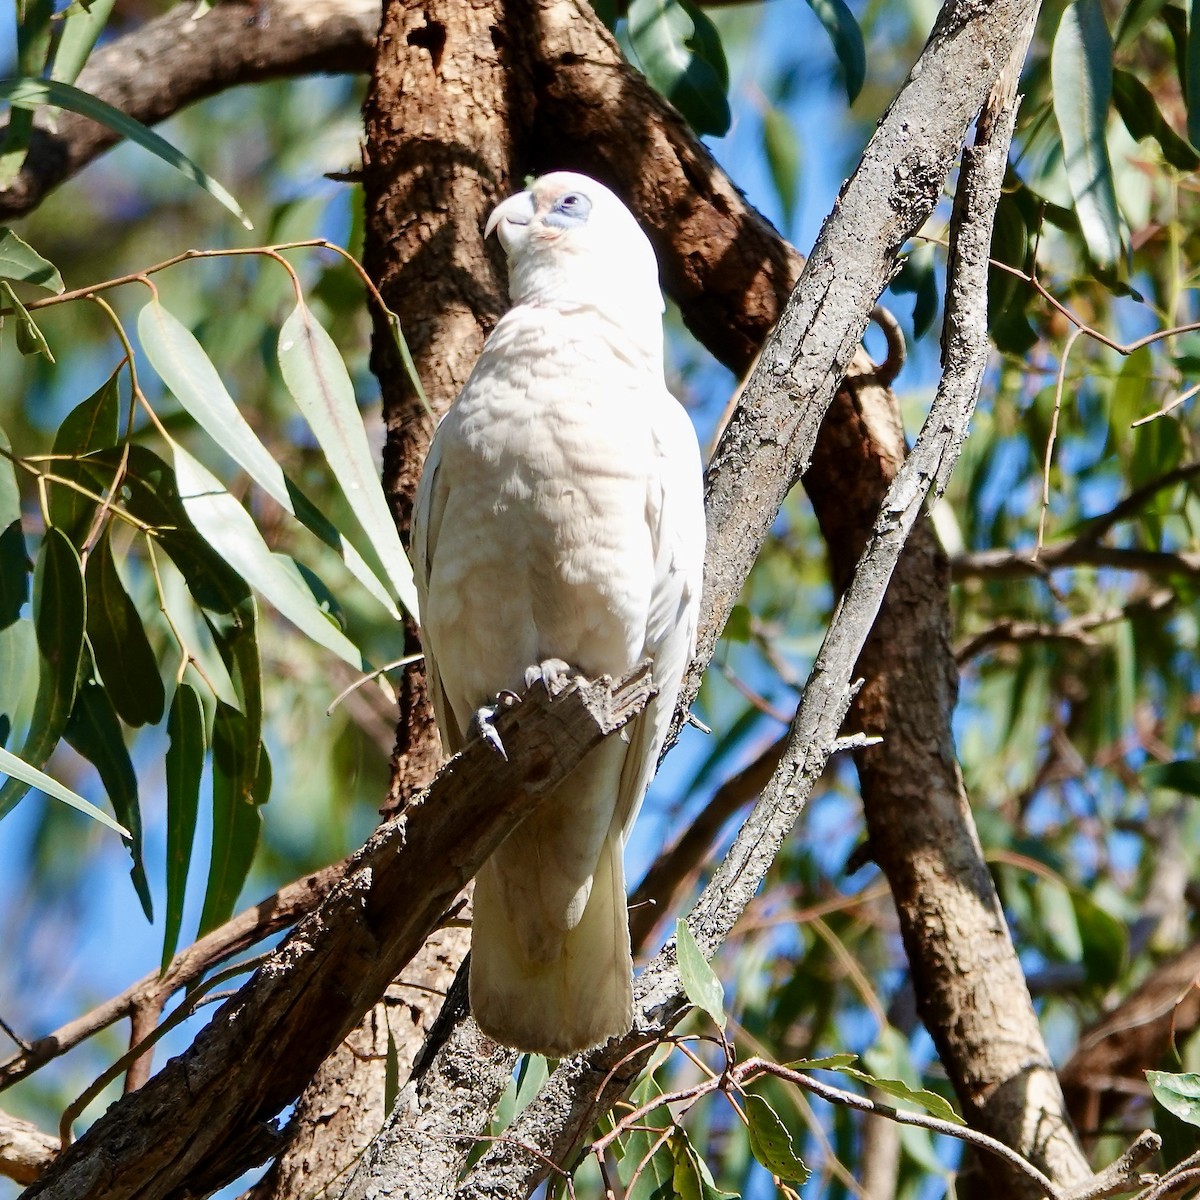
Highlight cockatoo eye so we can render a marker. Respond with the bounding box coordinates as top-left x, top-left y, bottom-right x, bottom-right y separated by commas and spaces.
545, 191, 593, 227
